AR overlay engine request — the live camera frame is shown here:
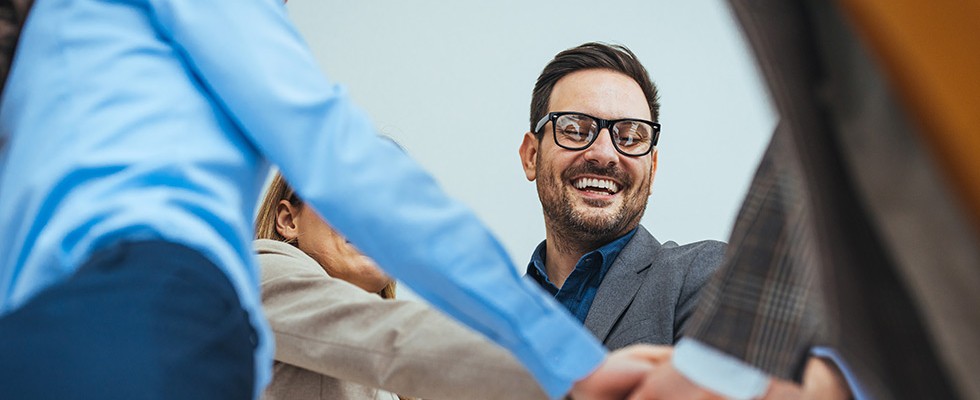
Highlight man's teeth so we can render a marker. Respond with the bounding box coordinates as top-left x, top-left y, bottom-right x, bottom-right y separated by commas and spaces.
573, 178, 619, 193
